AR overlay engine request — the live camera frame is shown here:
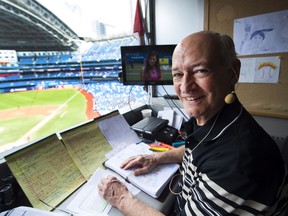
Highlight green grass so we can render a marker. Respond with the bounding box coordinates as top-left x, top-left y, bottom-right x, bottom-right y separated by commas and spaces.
0, 117, 42, 144
0, 89, 82, 109
0, 89, 89, 148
